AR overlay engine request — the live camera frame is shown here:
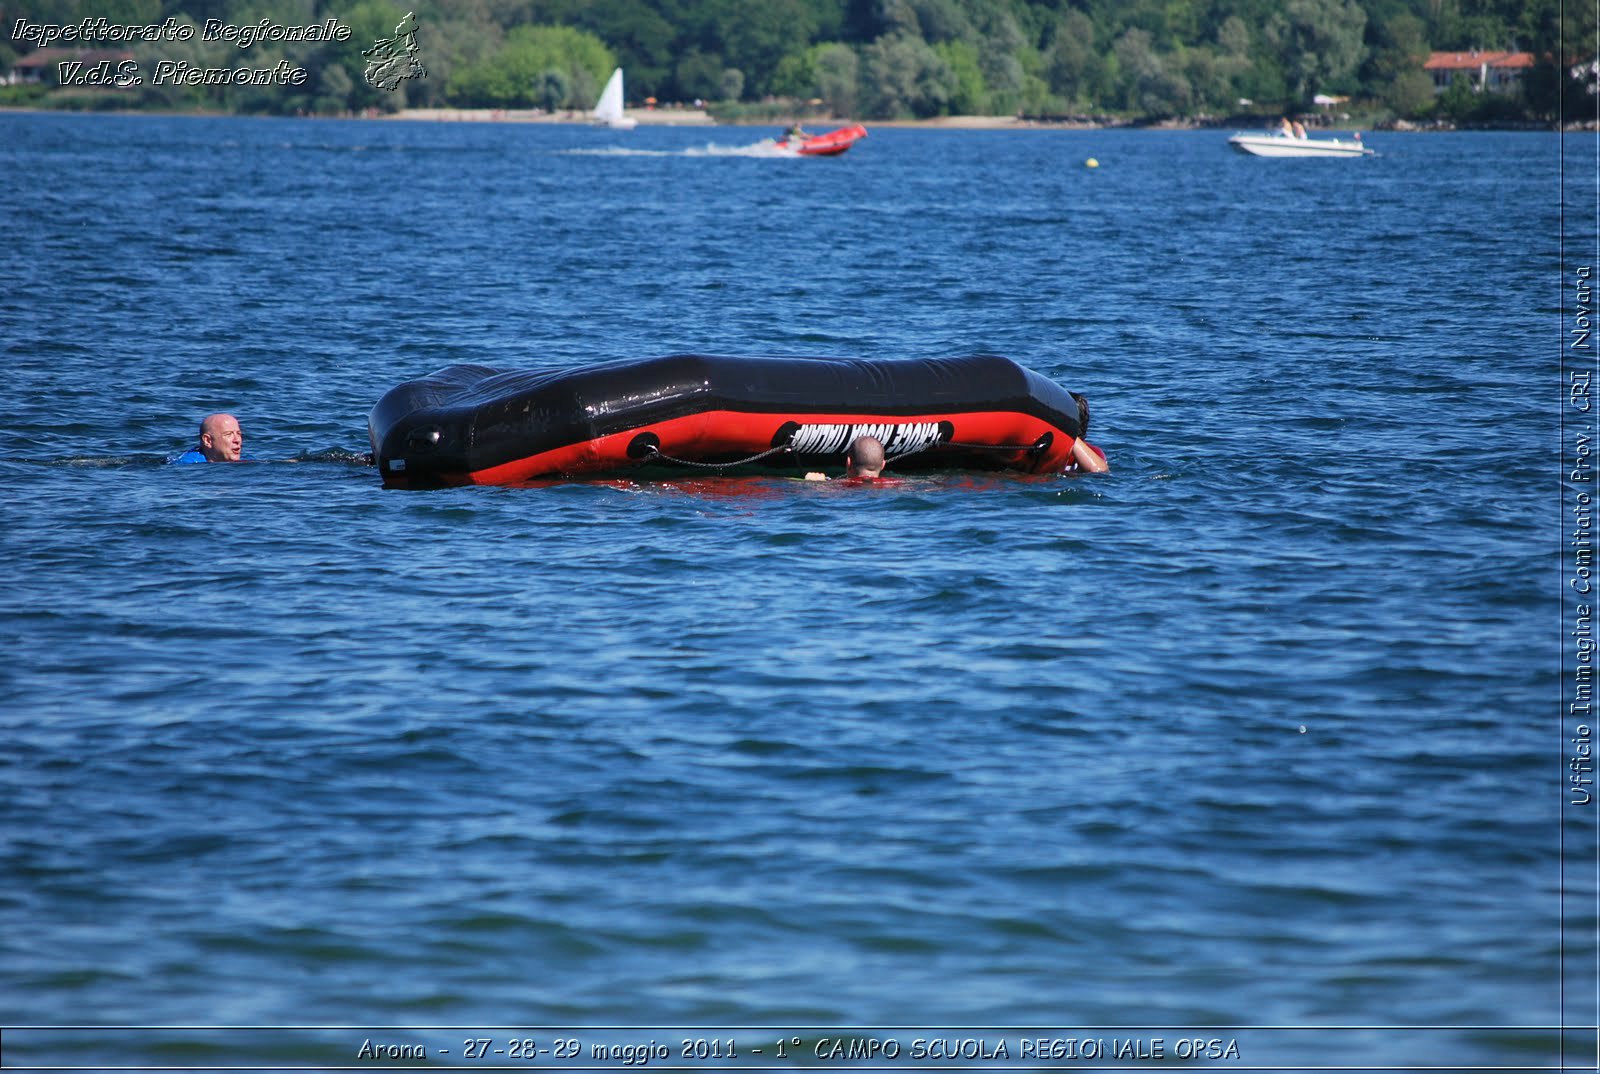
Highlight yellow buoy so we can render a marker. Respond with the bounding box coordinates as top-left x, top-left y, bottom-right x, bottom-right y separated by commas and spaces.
1085, 158, 1099, 168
